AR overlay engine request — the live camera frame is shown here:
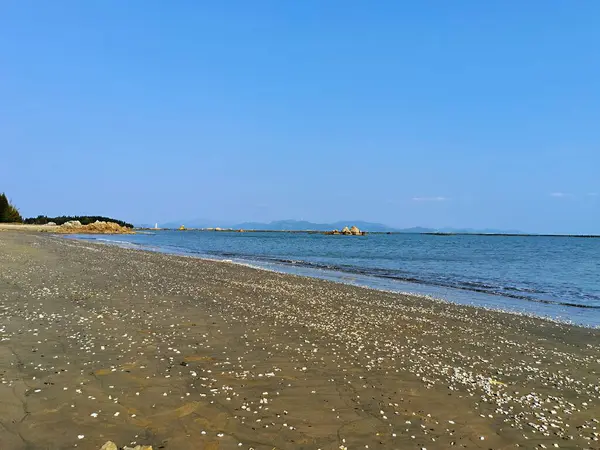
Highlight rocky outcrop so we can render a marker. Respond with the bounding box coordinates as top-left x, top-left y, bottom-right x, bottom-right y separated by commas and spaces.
350, 225, 361, 235
100, 442, 118, 450
57, 220, 134, 234
62, 220, 82, 228
327, 225, 365, 236
100, 442, 152, 450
